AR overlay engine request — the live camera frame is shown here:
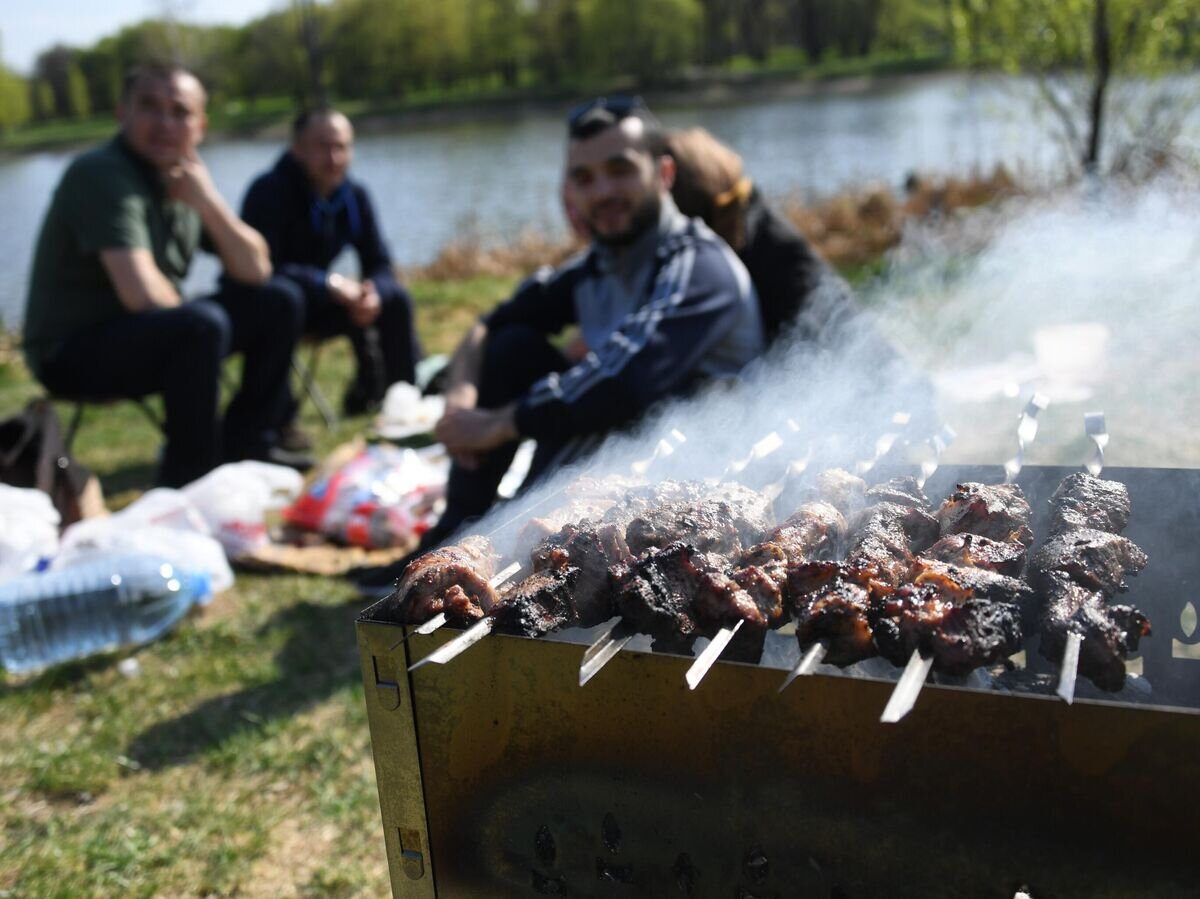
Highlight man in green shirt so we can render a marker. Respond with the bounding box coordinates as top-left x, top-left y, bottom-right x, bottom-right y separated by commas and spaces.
23, 63, 306, 487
